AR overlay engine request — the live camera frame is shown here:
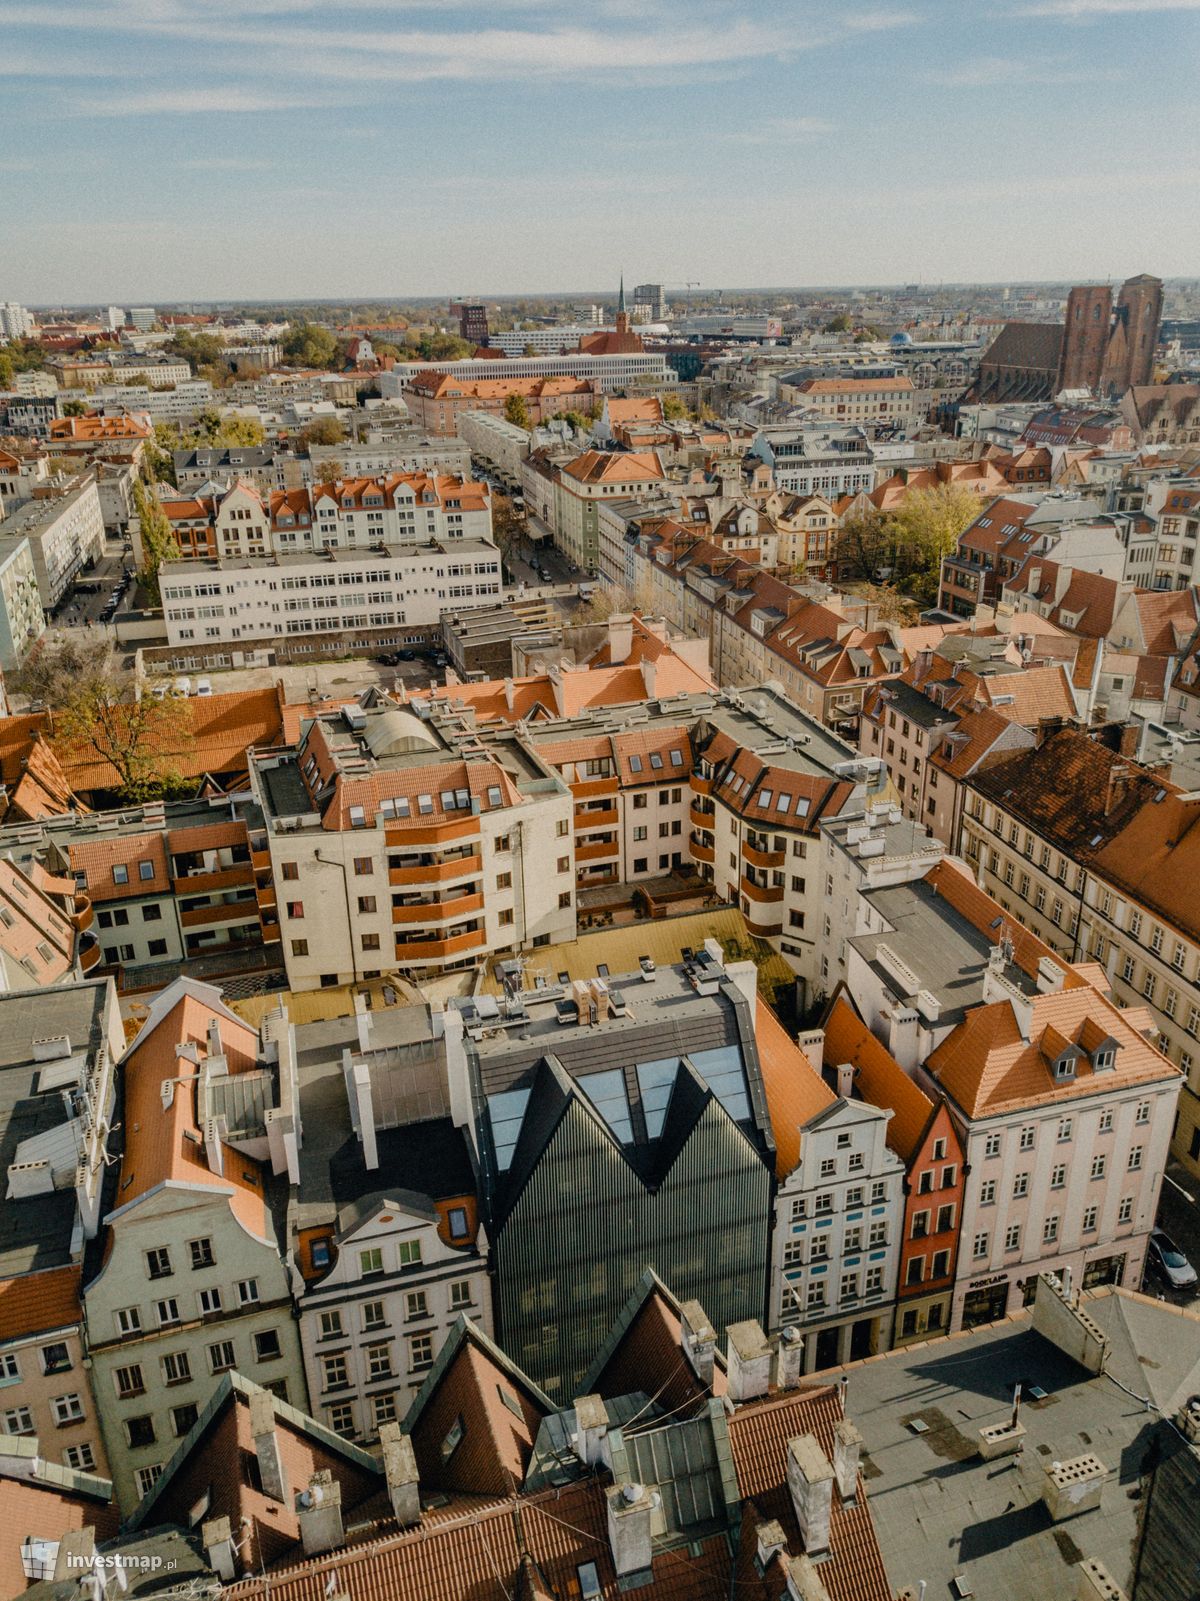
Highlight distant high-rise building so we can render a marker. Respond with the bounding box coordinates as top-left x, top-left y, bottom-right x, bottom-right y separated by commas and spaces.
128, 307, 156, 332
0, 302, 34, 340
105, 305, 124, 332
450, 301, 489, 347
632, 282, 667, 320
